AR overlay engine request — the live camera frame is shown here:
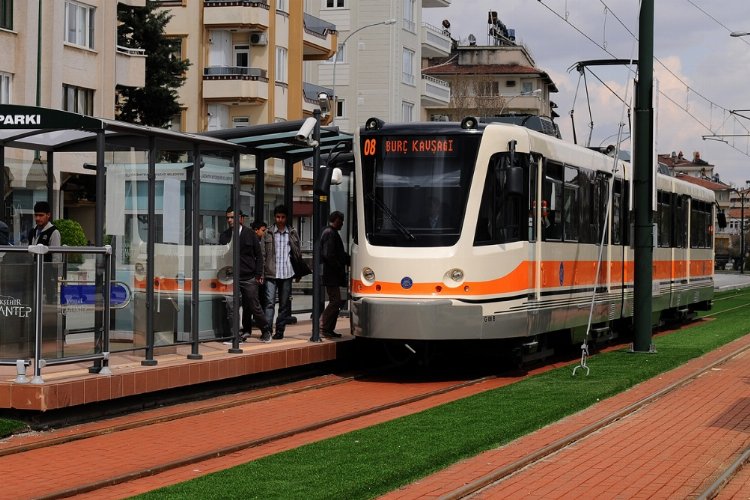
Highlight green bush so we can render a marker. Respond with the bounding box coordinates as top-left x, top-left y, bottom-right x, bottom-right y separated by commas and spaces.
53, 219, 88, 264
